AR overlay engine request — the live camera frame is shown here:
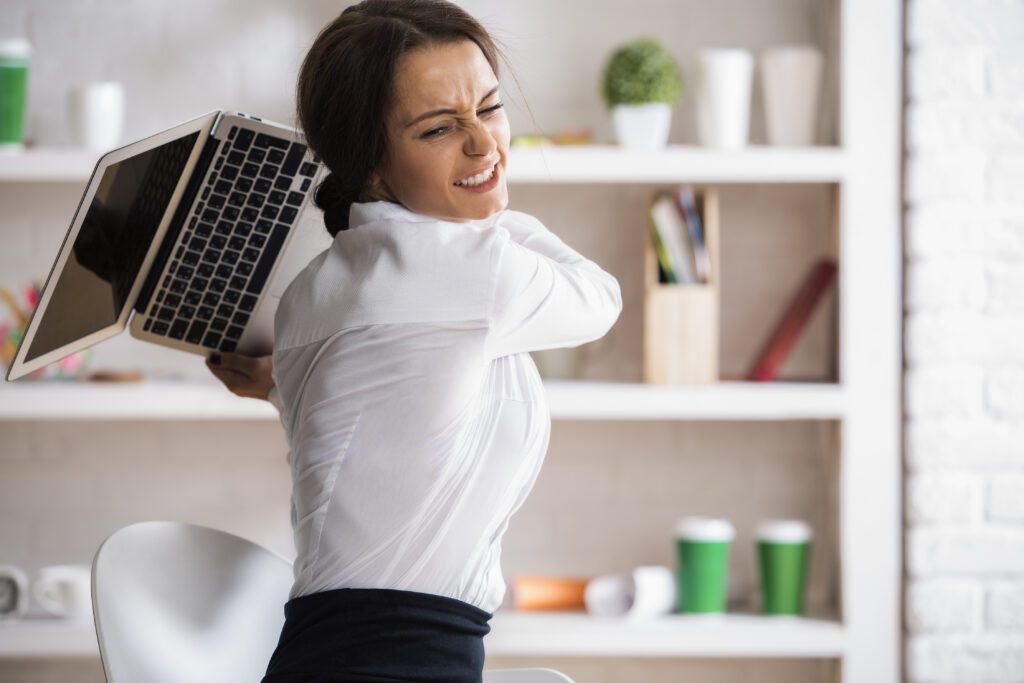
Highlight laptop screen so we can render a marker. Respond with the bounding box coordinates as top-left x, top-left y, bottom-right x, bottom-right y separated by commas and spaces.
23, 131, 200, 362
